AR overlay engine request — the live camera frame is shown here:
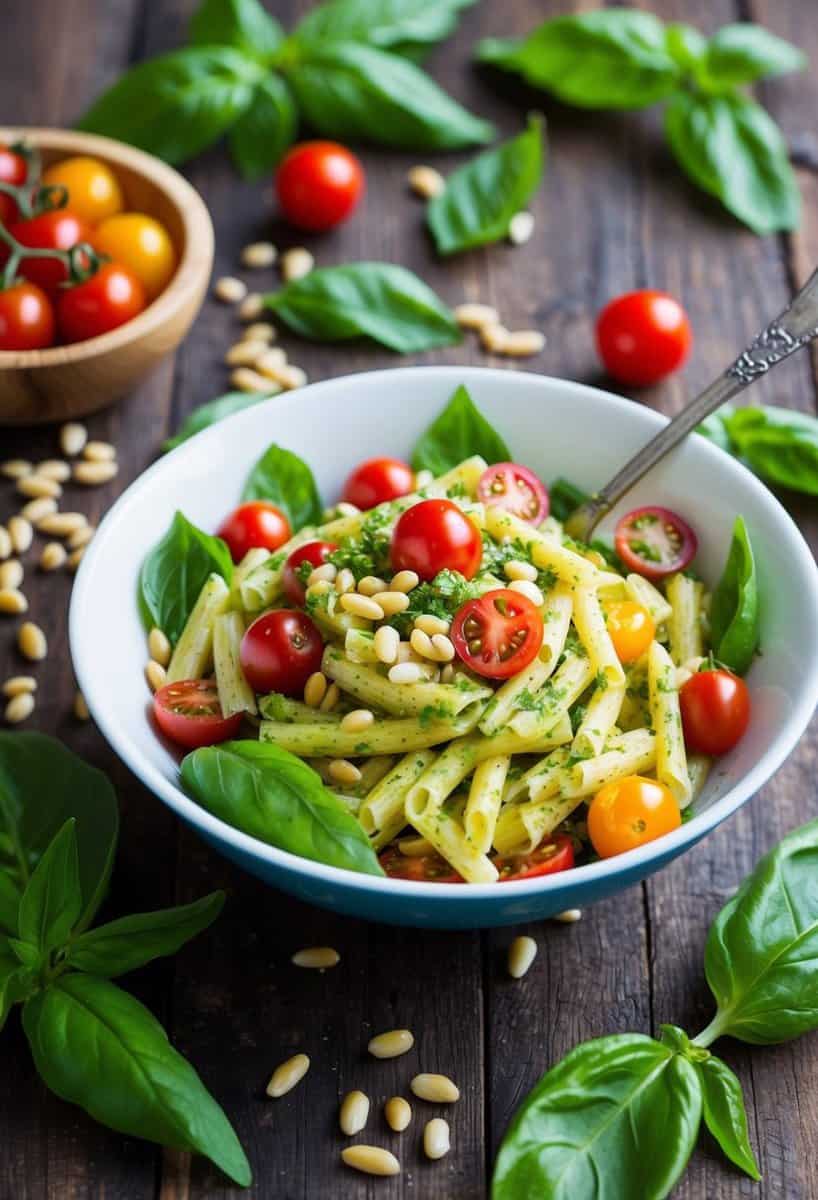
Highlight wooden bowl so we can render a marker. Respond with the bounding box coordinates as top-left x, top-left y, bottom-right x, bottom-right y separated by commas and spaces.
0, 128, 214, 425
